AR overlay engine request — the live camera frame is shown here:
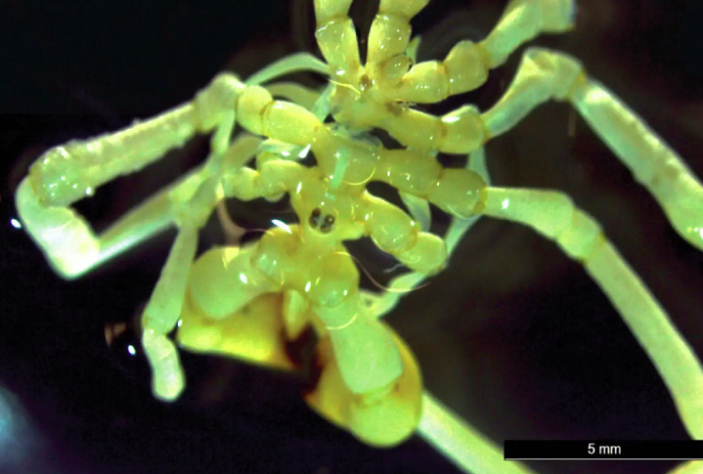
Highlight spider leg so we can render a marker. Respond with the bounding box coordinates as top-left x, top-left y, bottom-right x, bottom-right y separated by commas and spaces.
481, 0, 576, 69
418, 391, 539, 474
372, 0, 575, 104
479, 186, 703, 440
141, 124, 264, 402
312, 0, 361, 82
15, 73, 244, 279
141, 224, 198, 401
482, 47, 703, 251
